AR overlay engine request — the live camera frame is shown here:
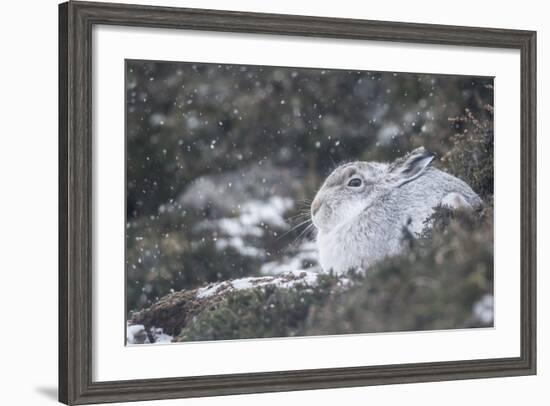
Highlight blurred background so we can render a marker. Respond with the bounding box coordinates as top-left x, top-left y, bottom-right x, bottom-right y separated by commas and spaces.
126, 60, 494, 322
